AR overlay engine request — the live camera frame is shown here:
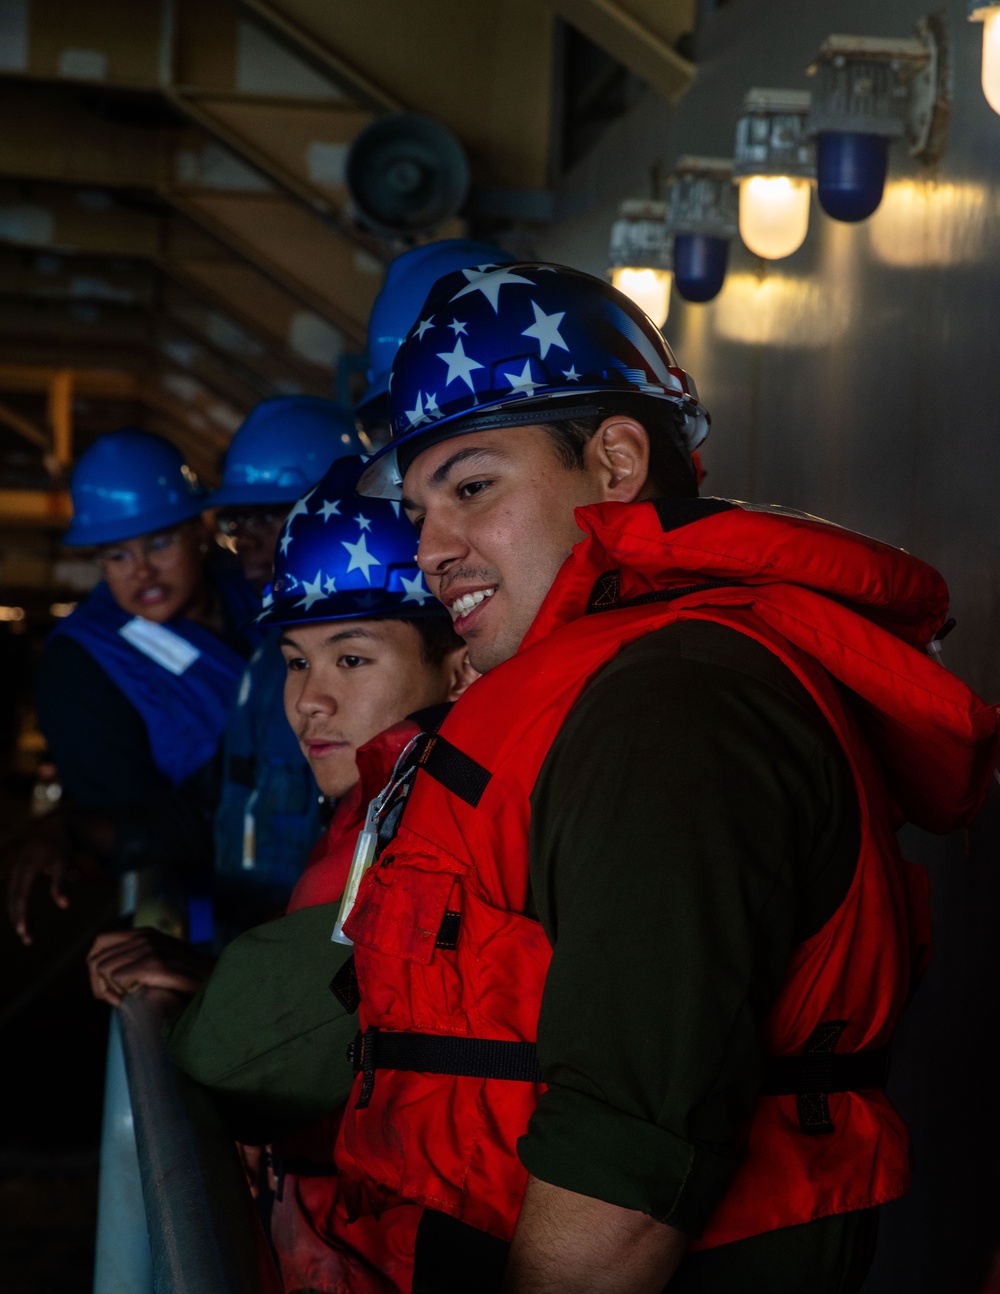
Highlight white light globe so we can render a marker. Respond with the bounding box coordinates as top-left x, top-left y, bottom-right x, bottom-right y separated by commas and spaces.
738, 176, 811, 260
982, 9, 1000, 115
610, 266, 672, 326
